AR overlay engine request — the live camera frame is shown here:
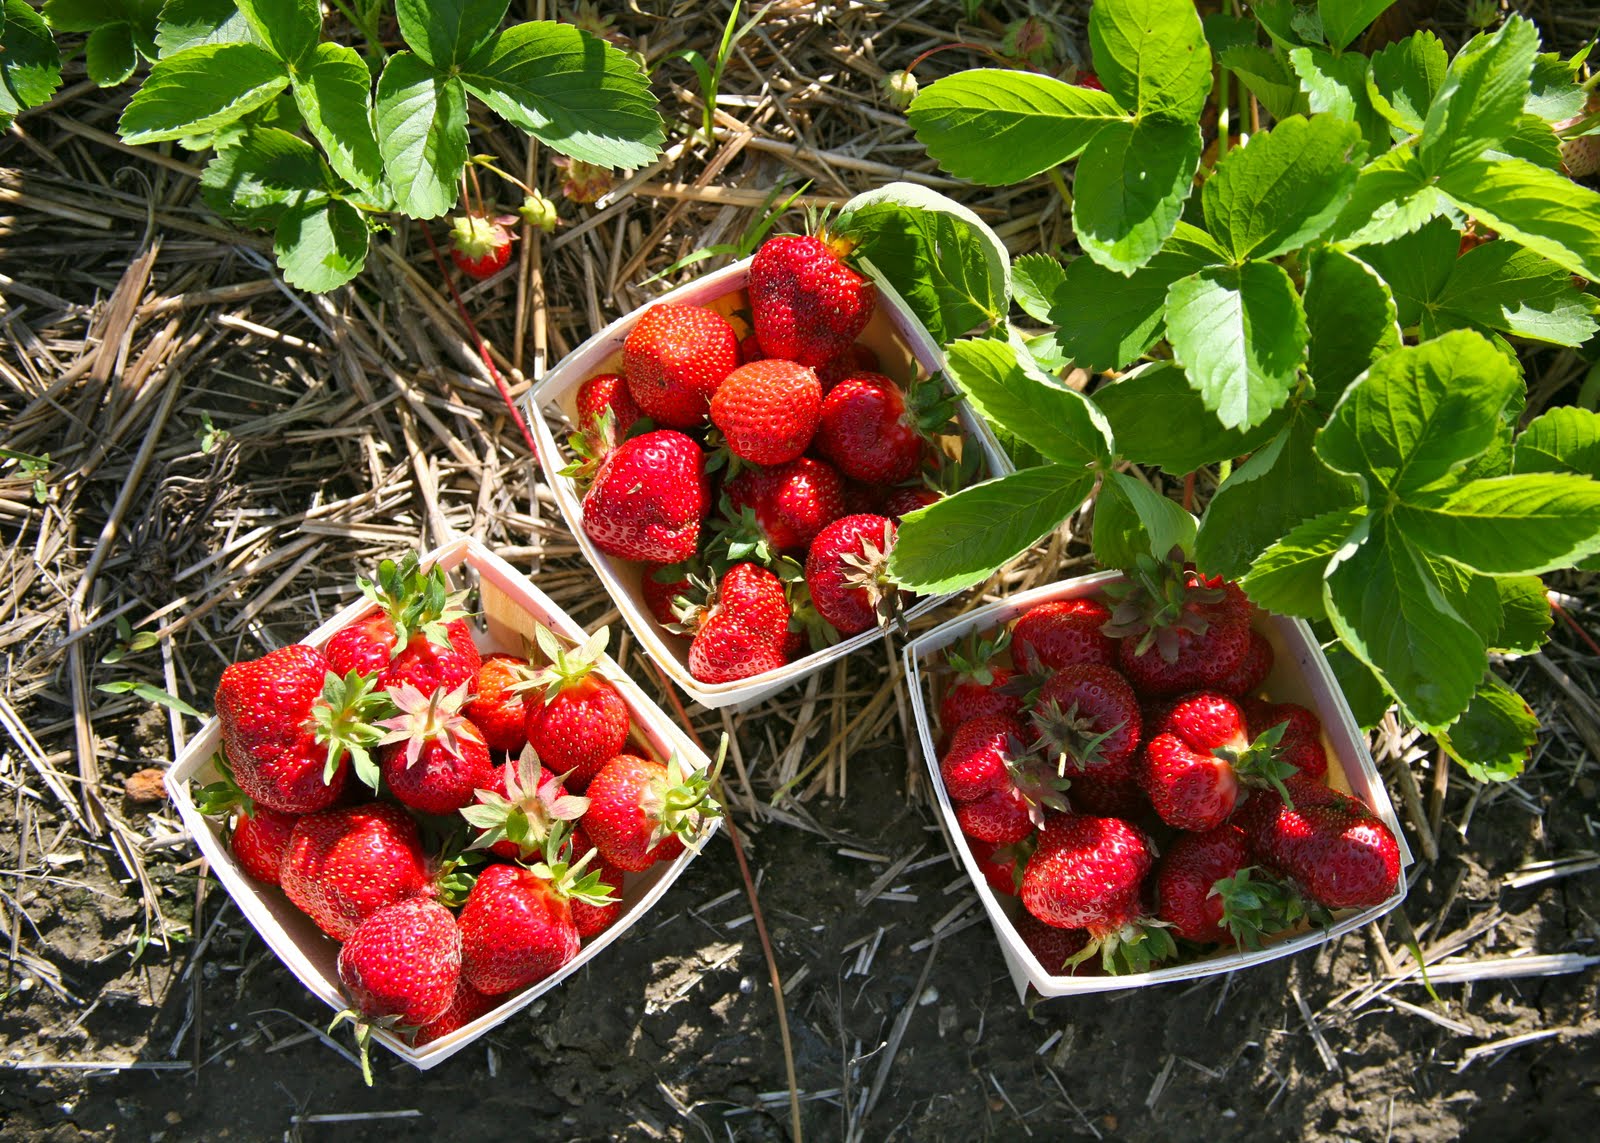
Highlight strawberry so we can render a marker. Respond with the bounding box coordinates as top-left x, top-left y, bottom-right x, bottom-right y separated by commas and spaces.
377, 682, 496, 815
622, 304, 739, 427
939, 714, 1028, 802
381, 619, 481, 699
747, 233, 875, 367
461, 753, 589, 861
582, 429, 710, 564
449, 214, 514, 280
641, 563, 693, 626
804, 514, 899, 636
567, 824, 626, 939
335, 896, 461, 1043
1139, 692, 1300, 832
324, 555, 468, 679
1243, 698, 1329, 780
723, 457, 846, 553
465, 653, 532, 753
411, 977, 496, 1047
814, 373, 930, 485
738, 333, 765, 364
1015, 913, 1092, 976
815, 344, 880, 392
1012, 598, 1115, 674
213, 645, 389, 814
1066, 774, 1146, 819
1105, 562, 1253, 695
576, 372, 642, 439
1029, 663, 1143, 784
1156, 824, 1305, 946
883, 485, 939, 521
841, 479, 883, 517
458, 827, 615, 994
938, 630, 1022, 731
517, 626, 630, 791
1212, 630, 1274, 697
1237, 784, 1398, 909
710, 359, 823, 466
231, 806, 298, 885
1019, 813, 1175, 973
955, 785, 1033, 845
583, 748, 721, 872
1075, 70, 1104, 90
687, 562, 790, 684
280, 803, 430, 941
968, 836, 1035, 897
